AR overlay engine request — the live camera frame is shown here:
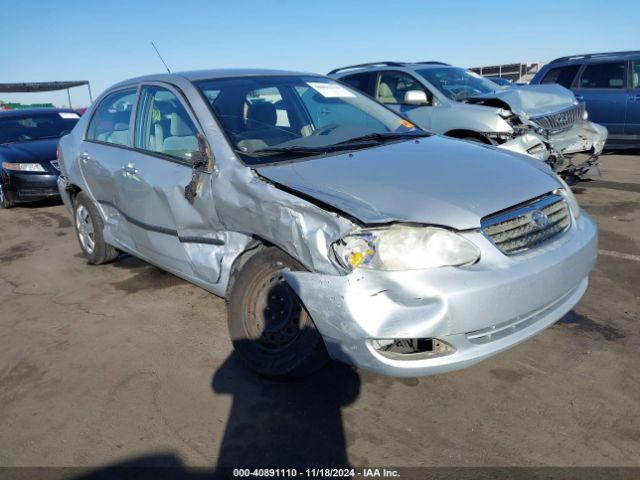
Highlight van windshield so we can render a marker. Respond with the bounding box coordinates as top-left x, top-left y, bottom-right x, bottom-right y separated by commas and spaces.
417, 67, 501, 101
196, 76, 427, 165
